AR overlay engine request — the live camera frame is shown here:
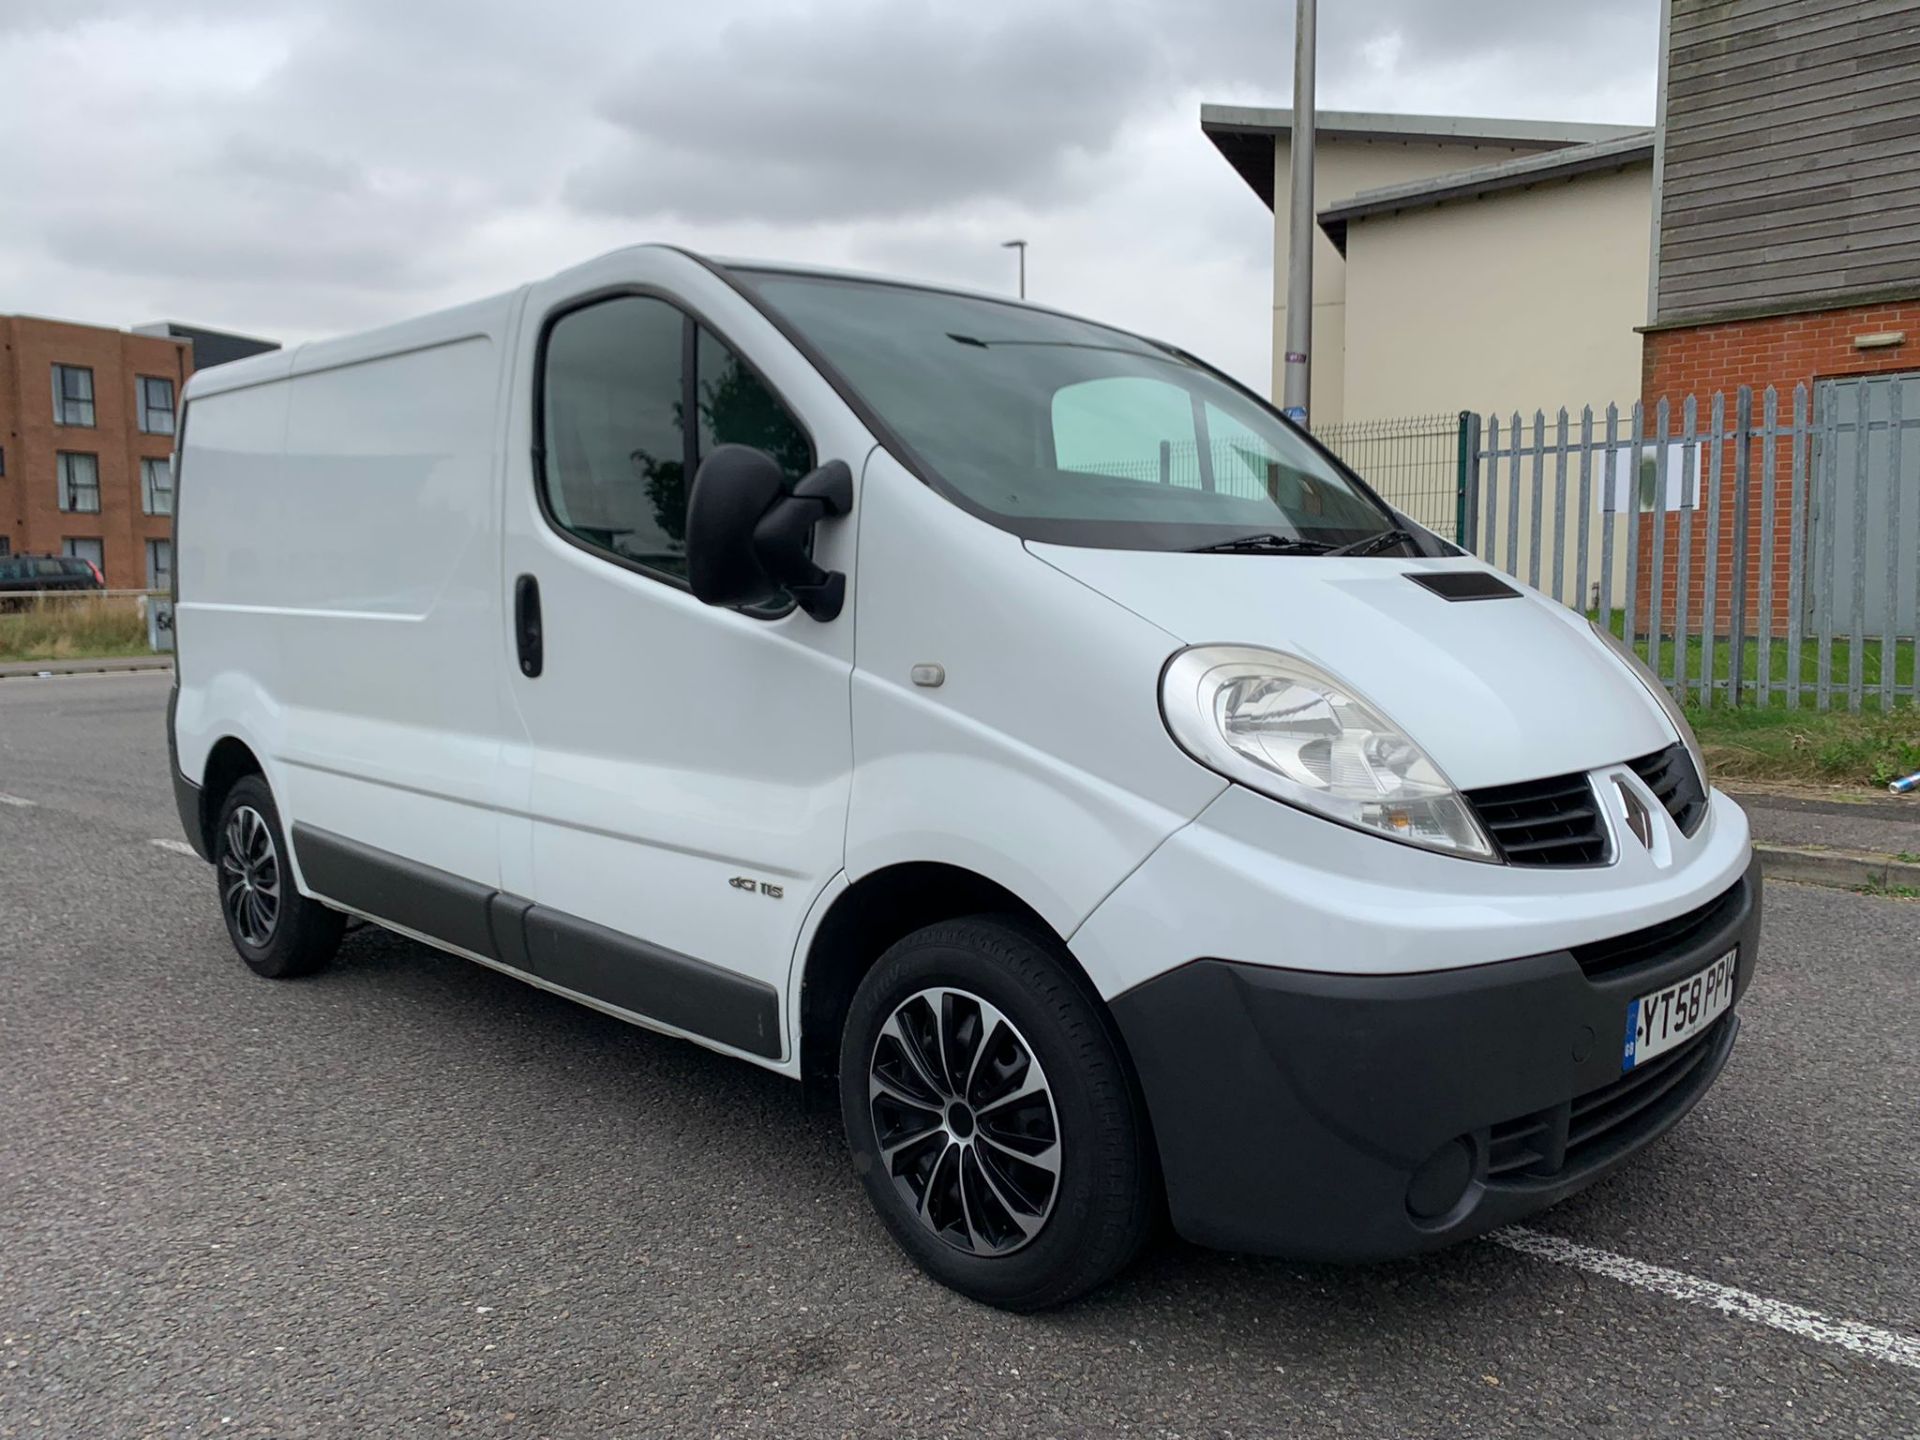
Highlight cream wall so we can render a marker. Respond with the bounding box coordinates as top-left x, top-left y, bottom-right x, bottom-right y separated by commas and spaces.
1269, 137, 1546, 422
1331, 165, 1652, 607
1339, 164, 1651, 422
